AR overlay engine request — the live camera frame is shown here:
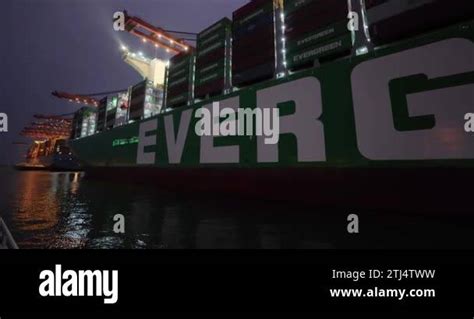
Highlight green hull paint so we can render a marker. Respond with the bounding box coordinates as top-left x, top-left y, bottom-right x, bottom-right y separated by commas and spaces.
71, 21, 474, 169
